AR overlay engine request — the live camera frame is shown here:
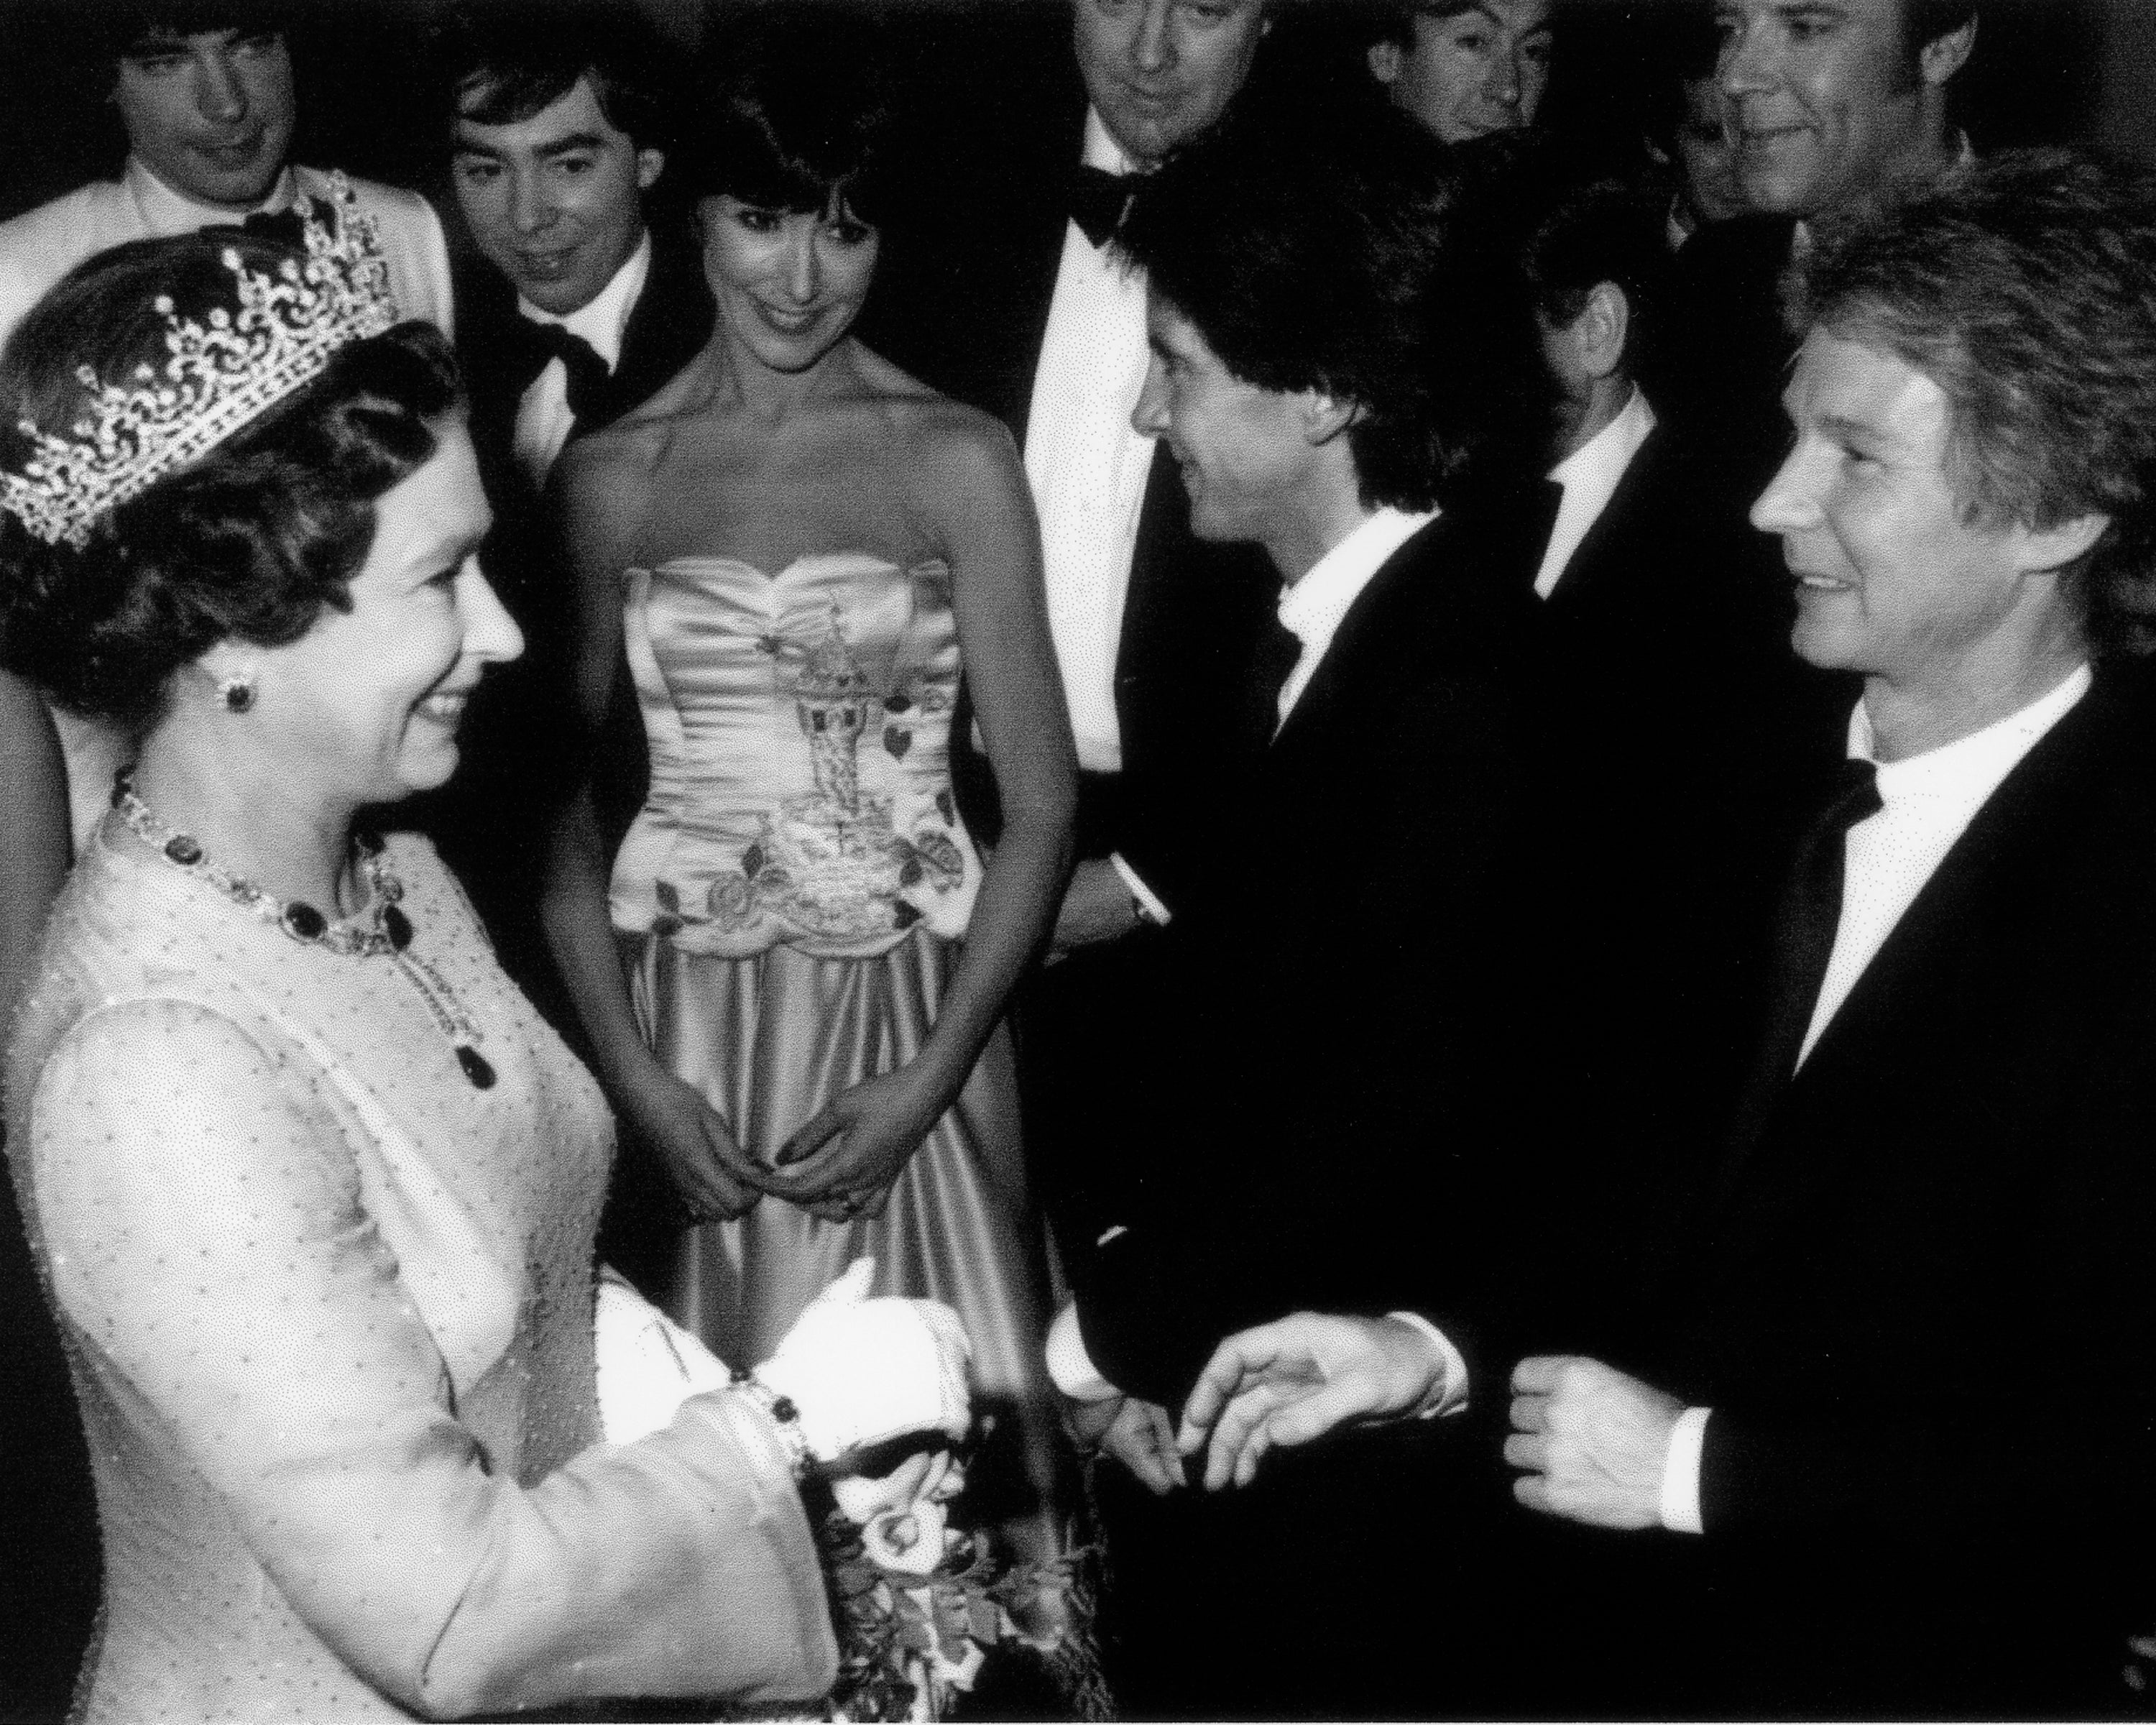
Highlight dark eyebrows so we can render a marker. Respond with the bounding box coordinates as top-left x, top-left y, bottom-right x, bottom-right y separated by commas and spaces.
451, 129, 611, 162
